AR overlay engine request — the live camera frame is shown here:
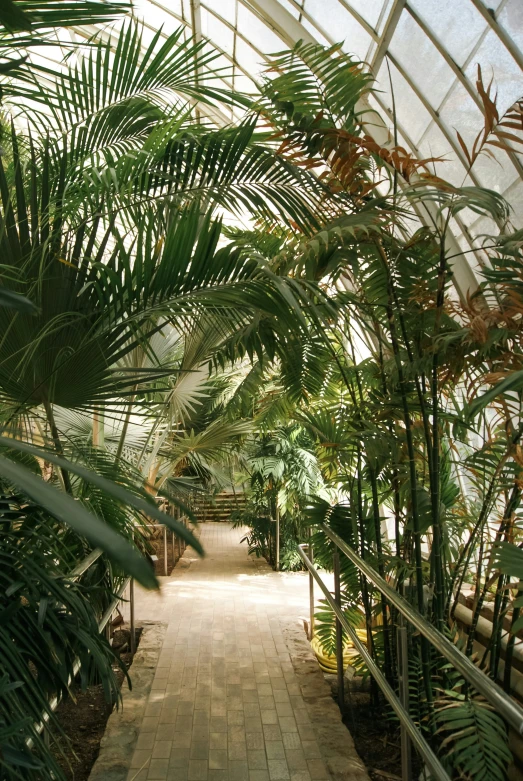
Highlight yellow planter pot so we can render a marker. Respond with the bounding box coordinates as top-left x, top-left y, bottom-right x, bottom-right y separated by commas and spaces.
310, 629, 367, 674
